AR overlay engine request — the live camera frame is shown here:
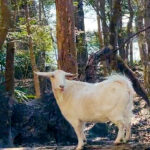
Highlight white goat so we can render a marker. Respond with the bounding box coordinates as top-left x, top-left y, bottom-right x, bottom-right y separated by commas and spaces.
35, 70, 134, 150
